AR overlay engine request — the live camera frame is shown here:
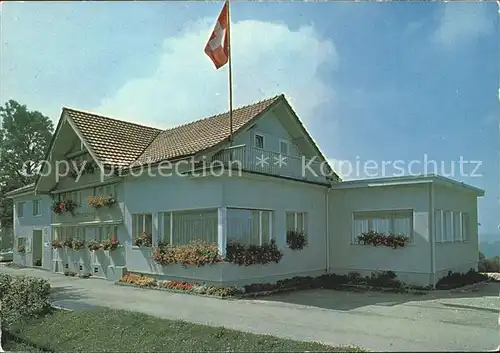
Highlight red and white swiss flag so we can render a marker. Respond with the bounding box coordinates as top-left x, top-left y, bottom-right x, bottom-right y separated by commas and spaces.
204, 1, 229, 69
